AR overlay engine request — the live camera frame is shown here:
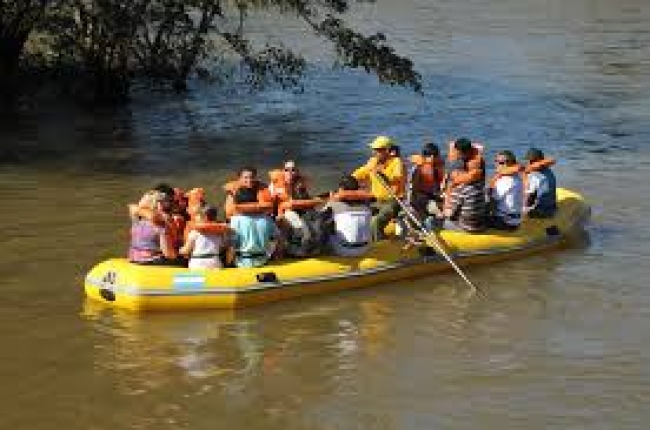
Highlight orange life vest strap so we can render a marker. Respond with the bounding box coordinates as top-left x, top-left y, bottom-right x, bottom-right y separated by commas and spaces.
521, 158, 555, 197
268, 169, 310, 202
451, 166, 484, 186
409, 154, 424, 165
130, 204, 184, 247
183, 219, 228, 243
330, 190, 375, 203
409, 154, 444, 189
268, 169, 283, 184
447, 141, 485, 186
488, 164, 523, 189
525, 157, 556, 174
443, 163, 485, 209
277, 198, 322, 215
232, 201, 274, 215
224, 182, 274, 218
